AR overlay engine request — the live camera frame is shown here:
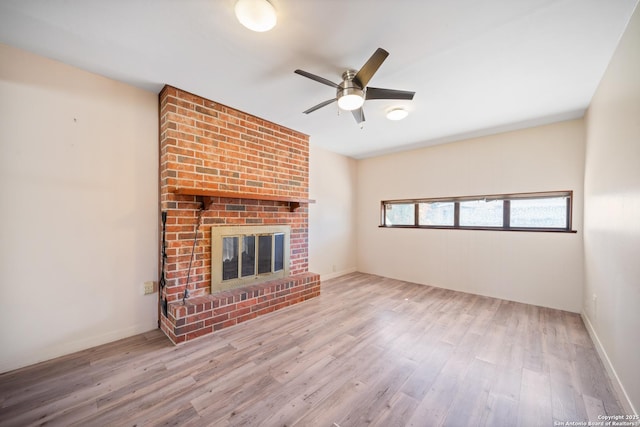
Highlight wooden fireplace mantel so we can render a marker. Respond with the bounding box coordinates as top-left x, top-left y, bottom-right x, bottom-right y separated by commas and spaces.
168, 187, 316, 212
